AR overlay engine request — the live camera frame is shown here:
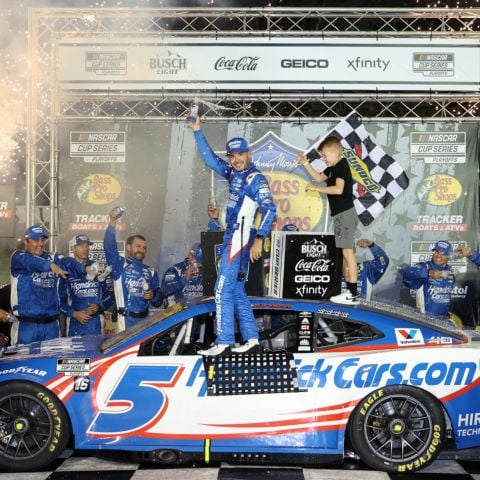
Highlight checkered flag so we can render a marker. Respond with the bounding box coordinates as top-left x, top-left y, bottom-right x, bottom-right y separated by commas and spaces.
305, 110, 409, 226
